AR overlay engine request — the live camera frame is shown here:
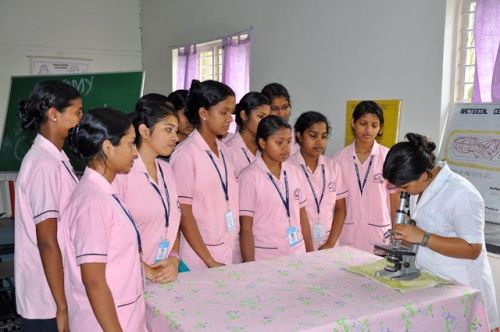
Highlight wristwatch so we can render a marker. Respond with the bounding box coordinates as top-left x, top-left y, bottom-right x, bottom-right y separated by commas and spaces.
421, 232, 431, 247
